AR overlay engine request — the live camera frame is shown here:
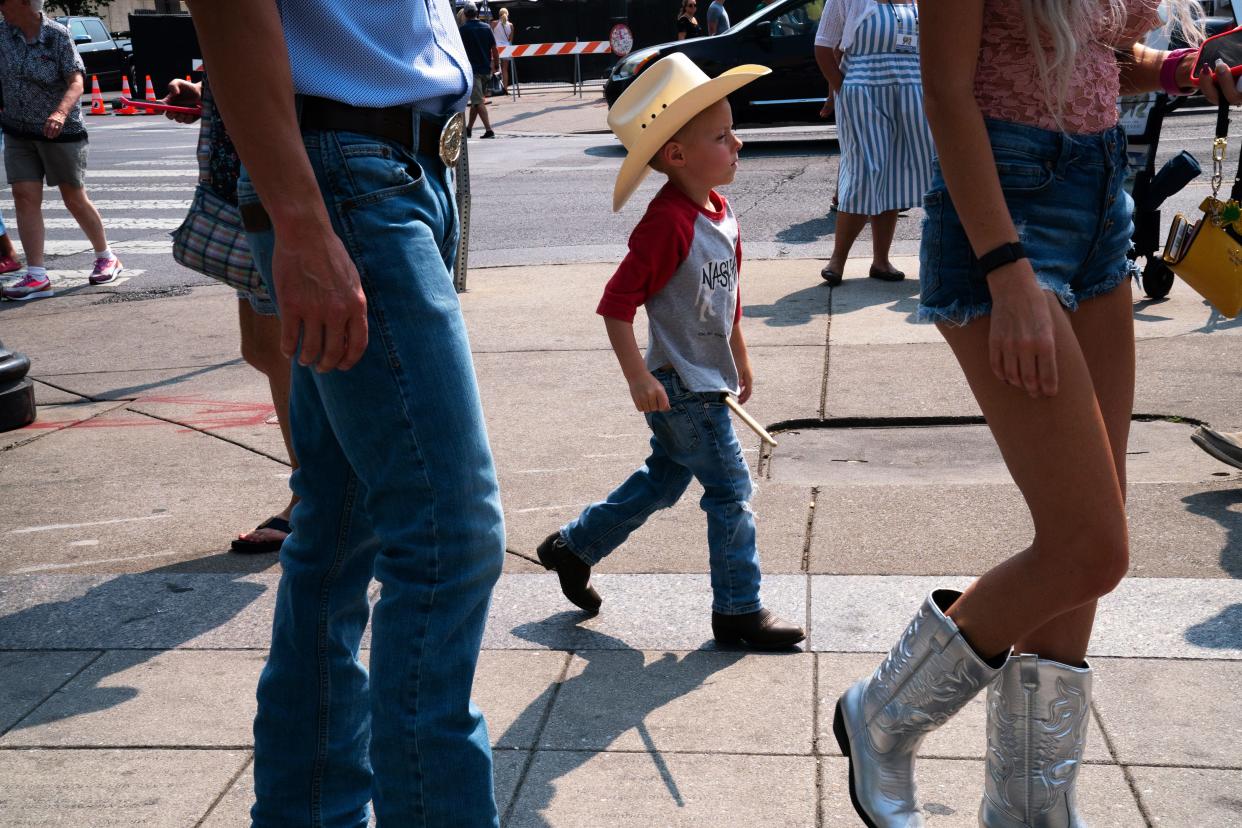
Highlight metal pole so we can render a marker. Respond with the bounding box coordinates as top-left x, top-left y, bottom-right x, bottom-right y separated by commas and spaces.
575, 51, 582, 98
